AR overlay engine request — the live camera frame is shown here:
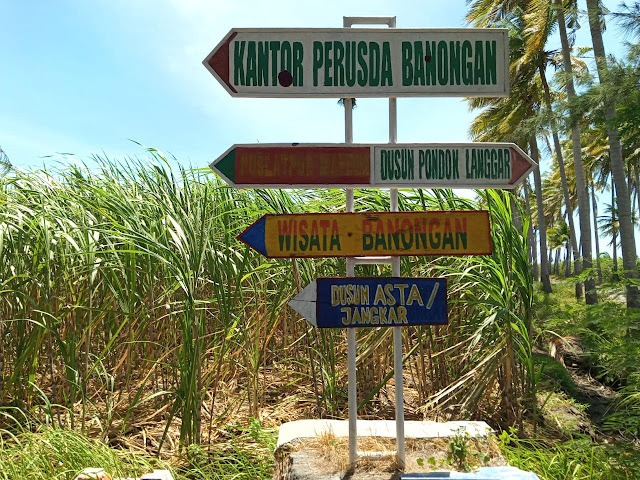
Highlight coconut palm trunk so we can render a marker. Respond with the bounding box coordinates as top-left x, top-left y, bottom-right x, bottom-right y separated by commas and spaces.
531, 138, 552, 293
555, 0, 598, 304
539, 64, 583, 298
523, 180, 539, 280
586, 0, 640, 307
635, 166, 640, 218
611, 180, 620, 281
591, 178, 604, 282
